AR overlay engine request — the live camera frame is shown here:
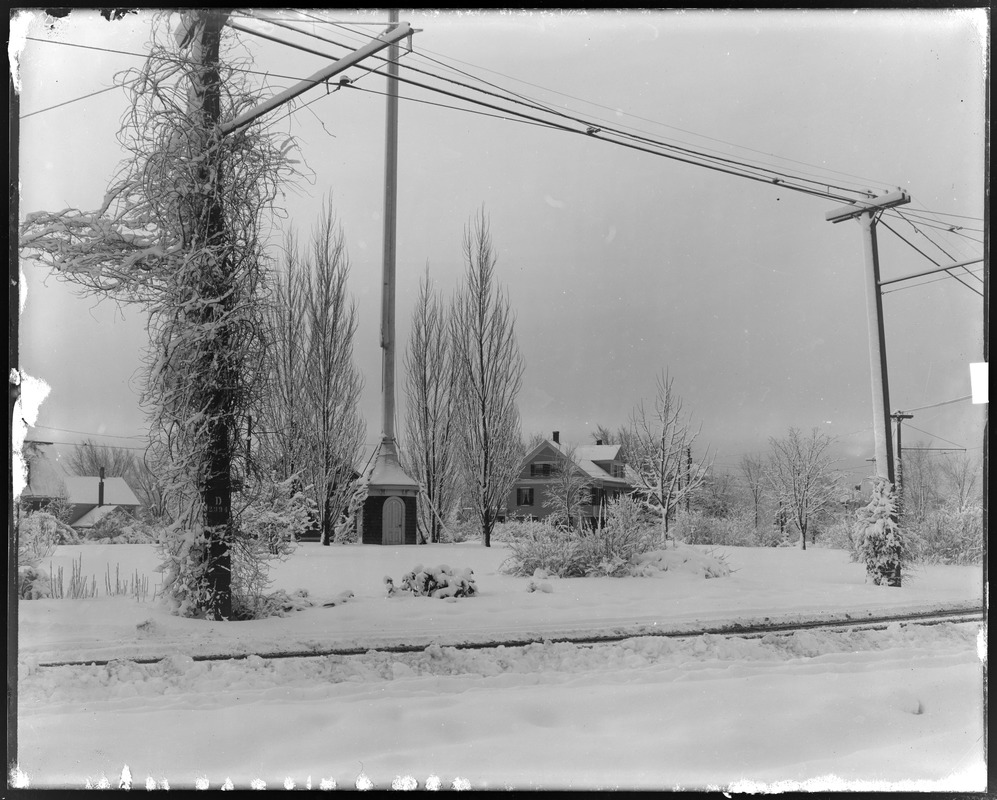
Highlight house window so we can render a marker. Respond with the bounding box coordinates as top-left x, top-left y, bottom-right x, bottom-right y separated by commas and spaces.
517, 488, 534, 507
530, 463, 552, 478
